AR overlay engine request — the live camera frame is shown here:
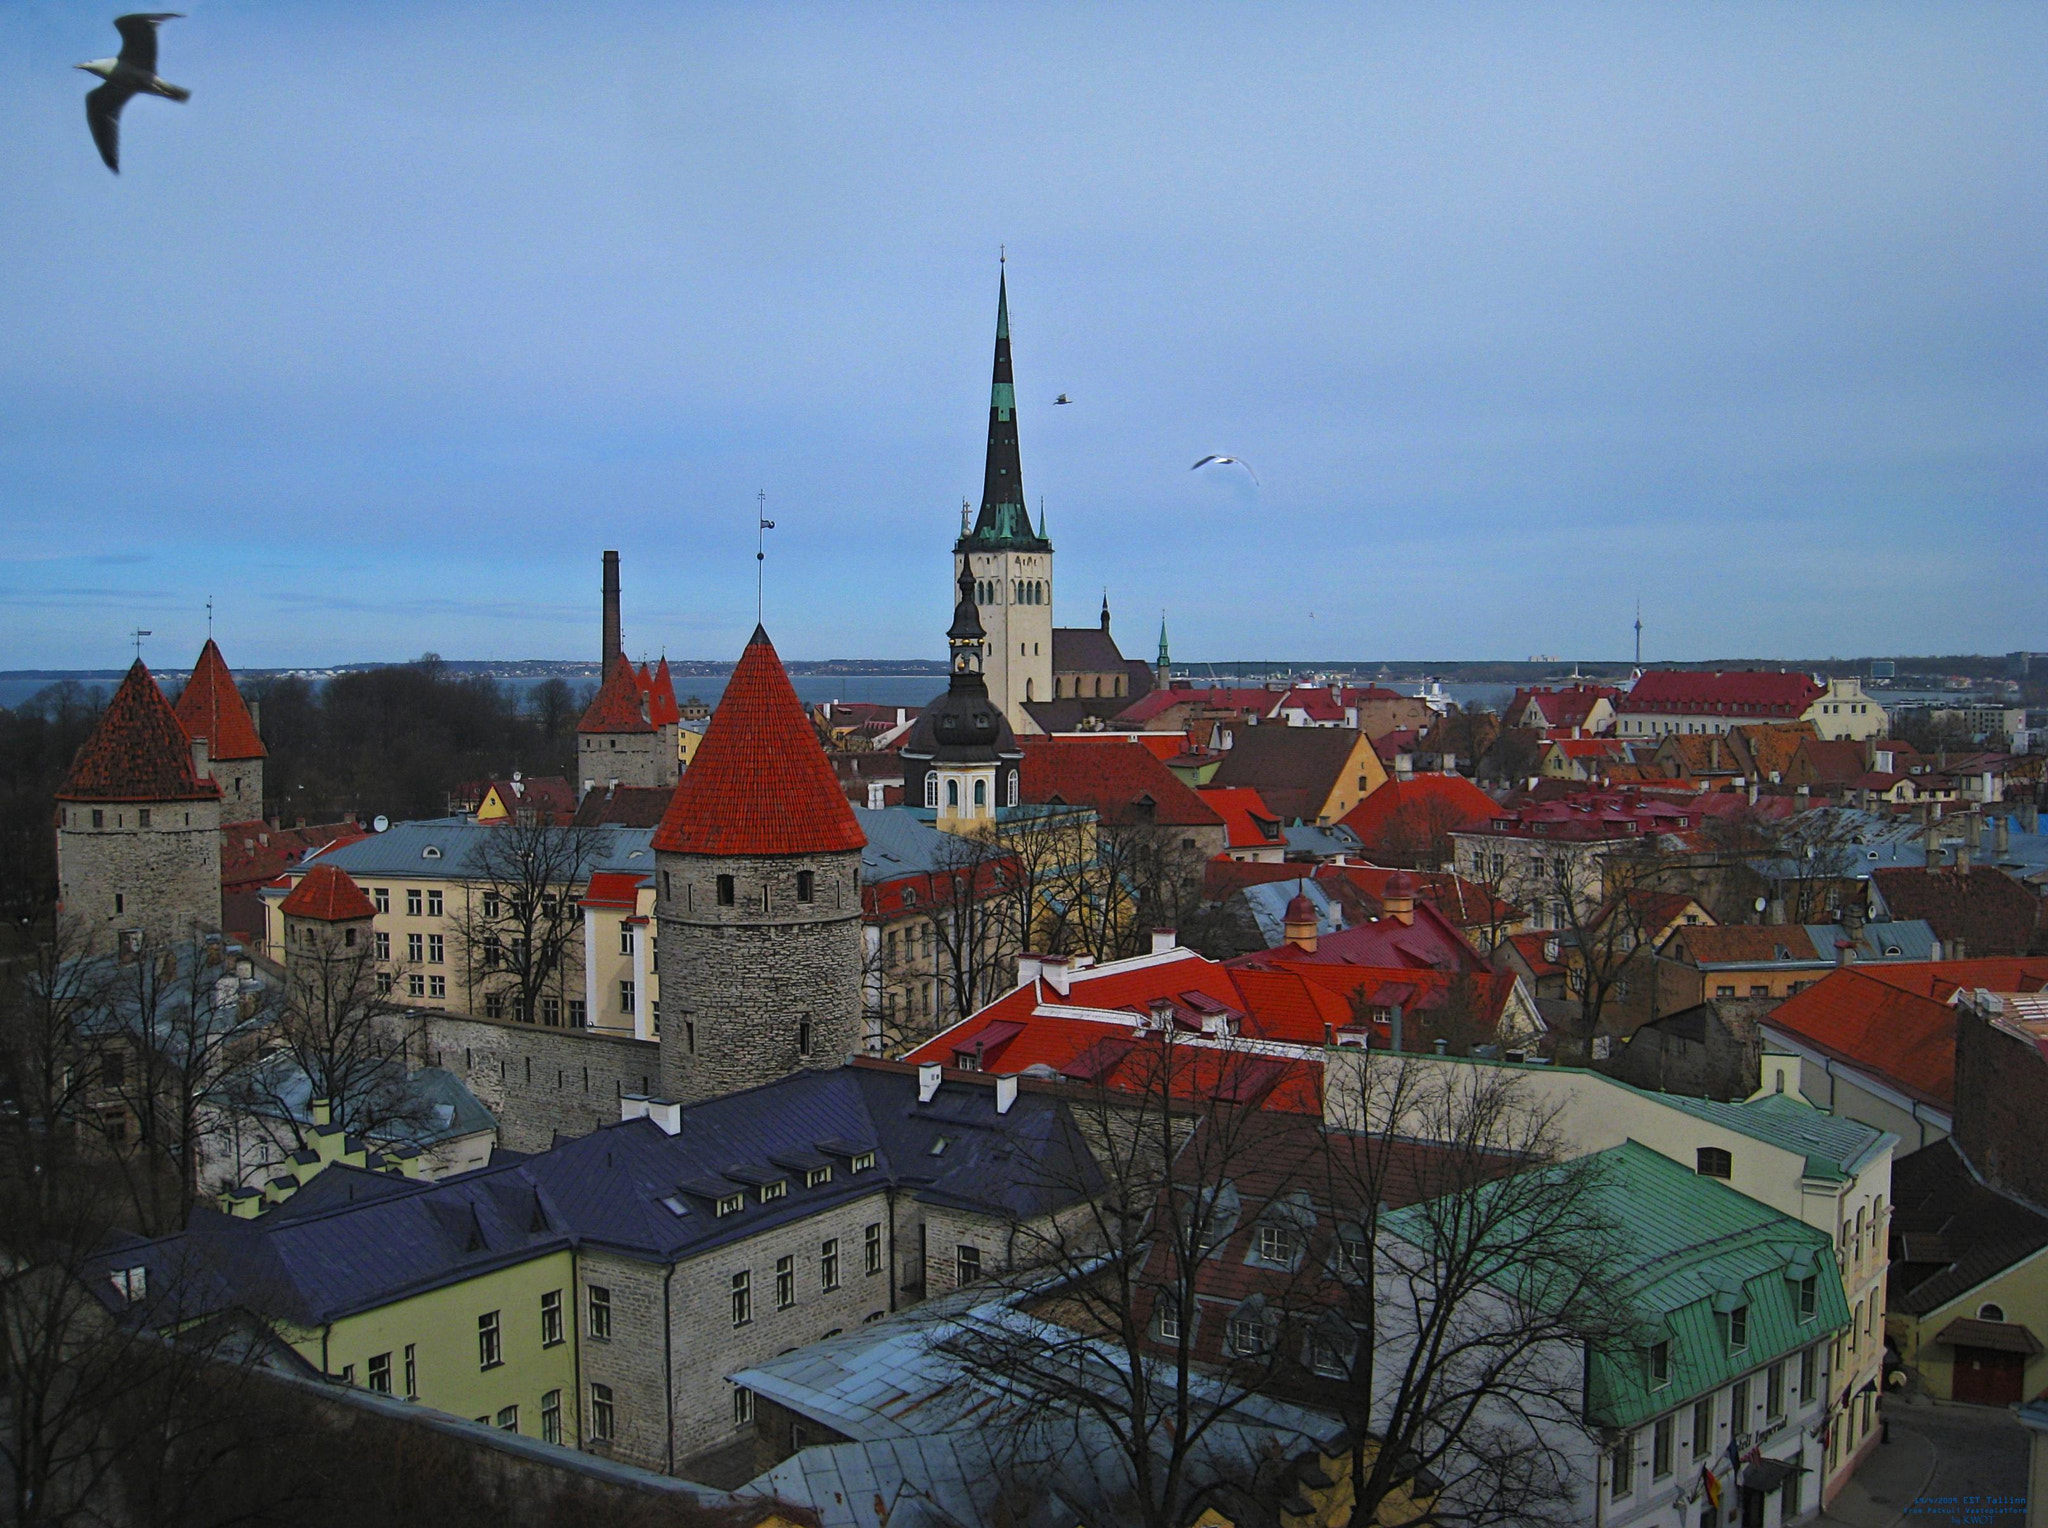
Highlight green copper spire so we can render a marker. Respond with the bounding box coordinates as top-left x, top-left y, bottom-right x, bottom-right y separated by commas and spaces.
959, 264, 1050, 553
1158, 614, 1170, 667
